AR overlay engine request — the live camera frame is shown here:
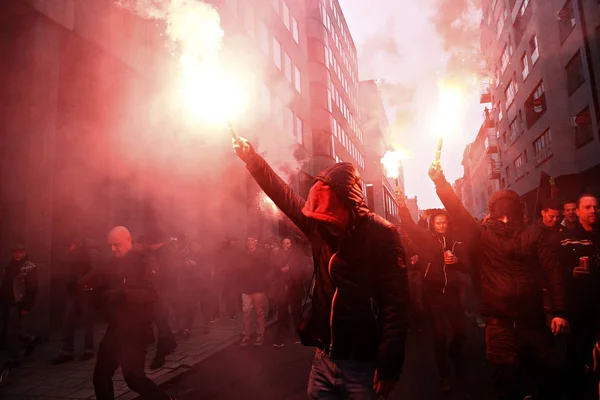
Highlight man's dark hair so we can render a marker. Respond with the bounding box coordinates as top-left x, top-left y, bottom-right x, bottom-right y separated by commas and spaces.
562, 200, 577, 210
577, 193, 598, 209
541, 198, 563, 212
